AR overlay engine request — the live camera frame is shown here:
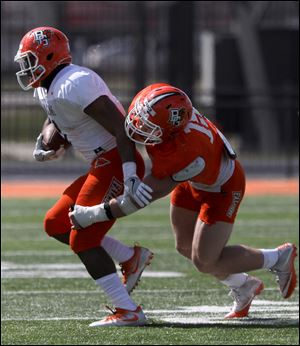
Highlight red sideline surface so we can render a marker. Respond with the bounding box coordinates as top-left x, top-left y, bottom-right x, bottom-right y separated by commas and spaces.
1, 178, 299, 198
